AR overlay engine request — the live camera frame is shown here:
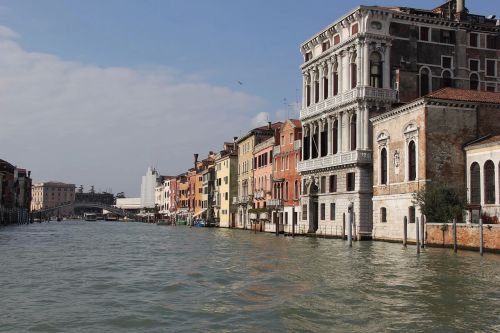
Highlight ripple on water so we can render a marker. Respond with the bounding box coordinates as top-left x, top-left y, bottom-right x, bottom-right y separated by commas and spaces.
1, 221, 499, 333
